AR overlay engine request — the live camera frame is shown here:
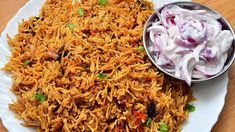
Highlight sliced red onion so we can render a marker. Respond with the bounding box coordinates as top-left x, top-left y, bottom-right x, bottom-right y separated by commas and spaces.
154, 35, 163, 51
179, 21, 206, 46
148, 25, 167, 44
152, 21, 162, 26
162, 64, 175, 73
167, 26, 179, 39
148, 5, 233, 86
204, 13, 221, 20
201, 47, 217, 60
179, 10, 204, 16
147, 25, 167, 33
181, 54, 197, 86
160, 5, 182, 27
176, 50, 192, 55
216, 30, 233, 54
192, 68, 206, 79
174, 36, 191, 47
163, 39, 177, 52
163, 68, 175, 73
174, 46, 193, 55
149, 30, 155, 44
156, 54, 170, 65
175, 65, 181, 78
195, 54, 227, 76
194, 44, 206, 62
174, 36, 201, 47
196, 15, 222, 37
